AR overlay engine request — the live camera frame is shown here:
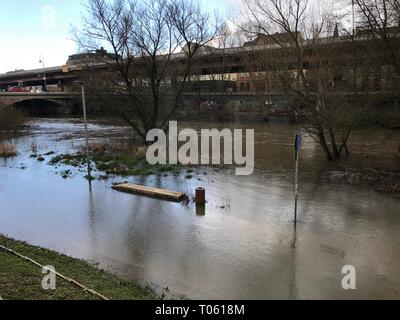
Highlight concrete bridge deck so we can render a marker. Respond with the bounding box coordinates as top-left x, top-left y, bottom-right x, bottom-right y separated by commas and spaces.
0, 92, 79, 106
0, 92, 79, 97
0, 92, 81, 114
0, 91, 280, 107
